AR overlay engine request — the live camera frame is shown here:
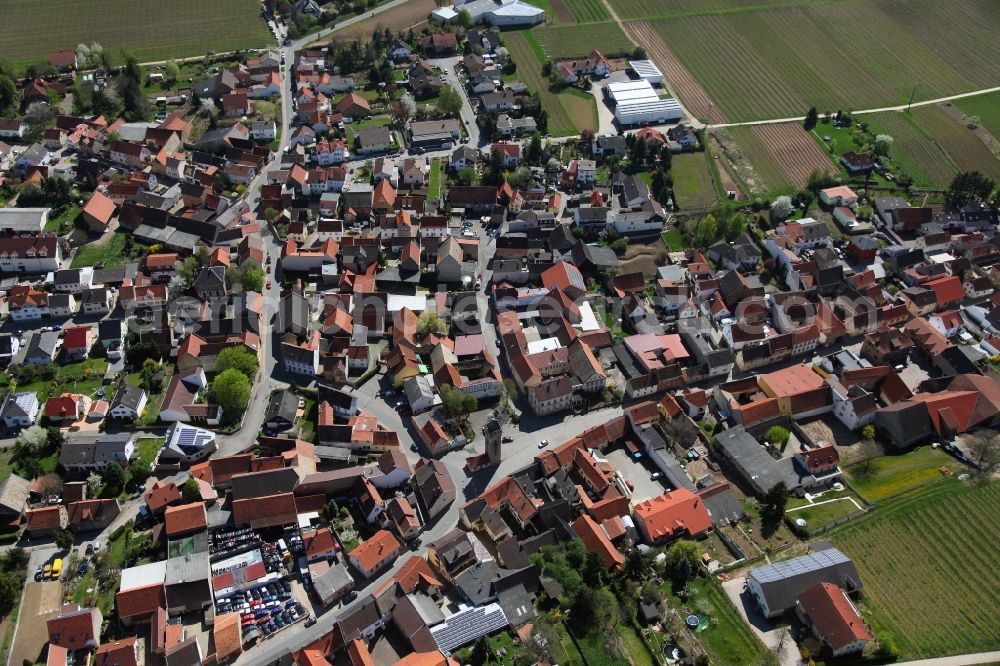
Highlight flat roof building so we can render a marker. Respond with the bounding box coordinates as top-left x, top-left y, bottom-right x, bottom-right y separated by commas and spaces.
629, 60, 663, 84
